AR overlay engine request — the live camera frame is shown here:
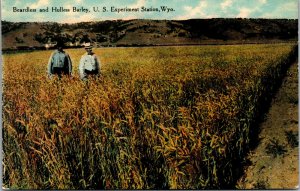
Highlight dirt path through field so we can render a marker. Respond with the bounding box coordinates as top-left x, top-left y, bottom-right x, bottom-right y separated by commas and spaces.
237, 61, 299, 189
